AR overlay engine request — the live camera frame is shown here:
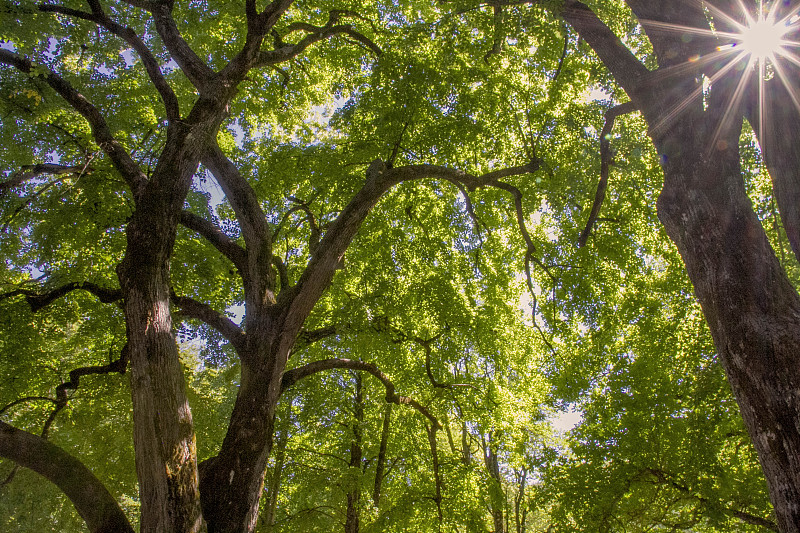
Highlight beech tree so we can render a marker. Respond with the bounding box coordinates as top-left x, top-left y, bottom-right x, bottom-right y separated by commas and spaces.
0, 0, 798, 531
